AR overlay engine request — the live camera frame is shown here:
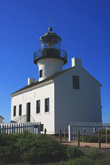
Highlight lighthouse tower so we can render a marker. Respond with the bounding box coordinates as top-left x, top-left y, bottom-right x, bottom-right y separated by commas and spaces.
34, 27, 67, 81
